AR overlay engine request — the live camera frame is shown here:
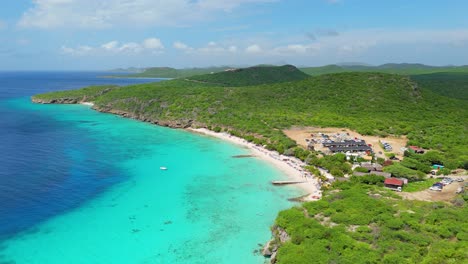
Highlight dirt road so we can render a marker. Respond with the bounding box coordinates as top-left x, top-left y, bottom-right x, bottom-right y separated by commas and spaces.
399, 176, 466, 202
